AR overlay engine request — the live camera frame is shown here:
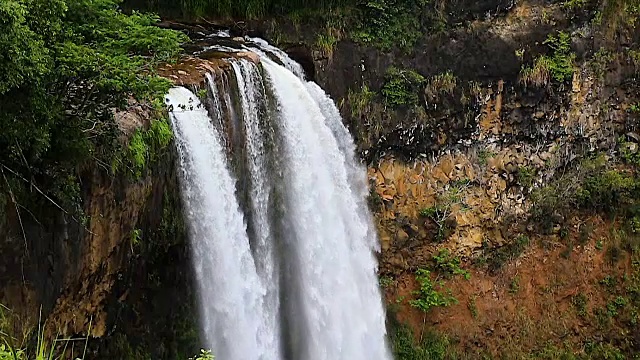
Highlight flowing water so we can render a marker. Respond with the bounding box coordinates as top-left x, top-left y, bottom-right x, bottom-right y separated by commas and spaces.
166, 41, 392, 360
